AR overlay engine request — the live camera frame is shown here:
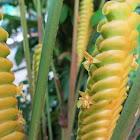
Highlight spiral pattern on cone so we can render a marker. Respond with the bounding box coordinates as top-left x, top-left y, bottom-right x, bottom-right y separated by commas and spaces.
0, 12, 25, 140
33, 44, 42, 96
77, 0, 140, 139
76, 0, 94, 68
